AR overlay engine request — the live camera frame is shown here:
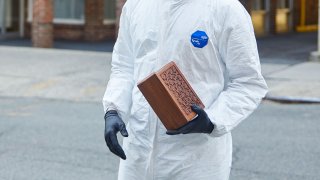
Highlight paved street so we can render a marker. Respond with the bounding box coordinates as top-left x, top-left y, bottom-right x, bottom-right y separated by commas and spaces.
0, 97, 117, 180
1, 32, 320, 179
0, 47, 111, 102
0, 98, 319, 180
231, 102, 320, 180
